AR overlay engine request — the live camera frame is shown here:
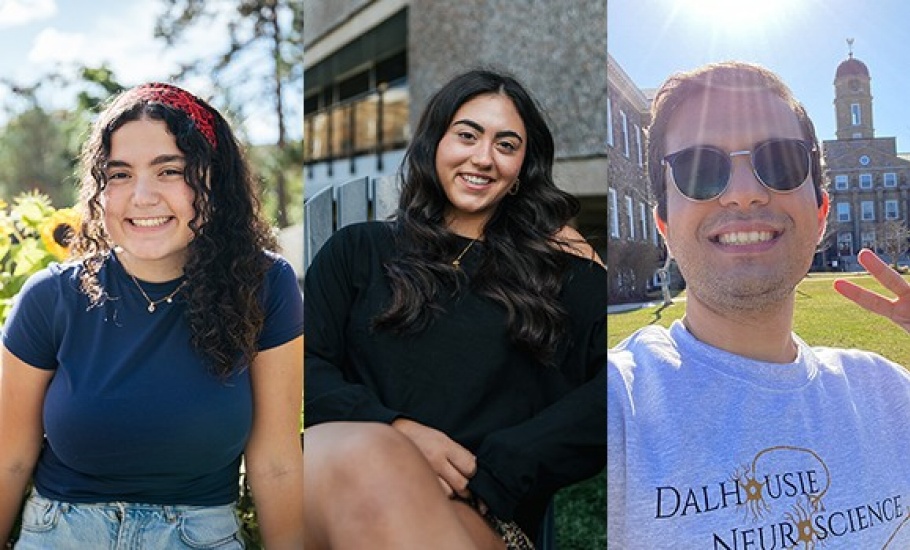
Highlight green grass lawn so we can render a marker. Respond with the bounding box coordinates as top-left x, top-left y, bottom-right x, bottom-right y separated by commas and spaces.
609, 273, 910, 368
555, 472, 606, 548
